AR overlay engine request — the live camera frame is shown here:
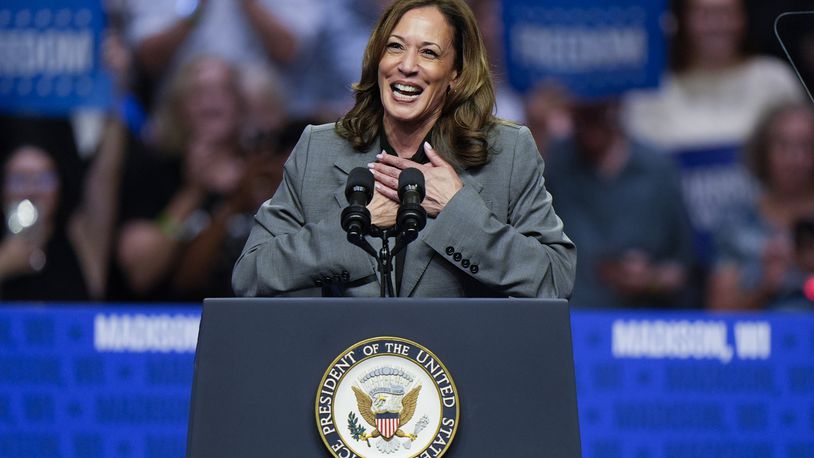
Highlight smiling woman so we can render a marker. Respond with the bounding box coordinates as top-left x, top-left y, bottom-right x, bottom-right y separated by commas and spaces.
232, 0, 577, 299
337, 0, 493, 169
